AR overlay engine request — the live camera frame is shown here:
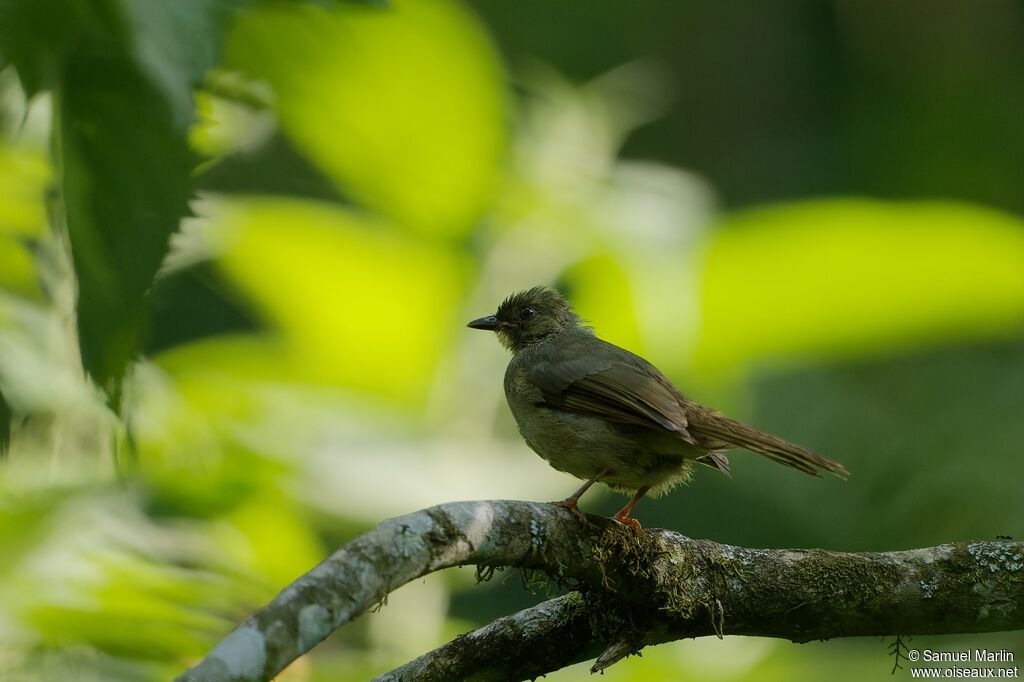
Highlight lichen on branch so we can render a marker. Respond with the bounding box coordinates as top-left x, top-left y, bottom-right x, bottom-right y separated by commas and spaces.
176, 500, 1024, 682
